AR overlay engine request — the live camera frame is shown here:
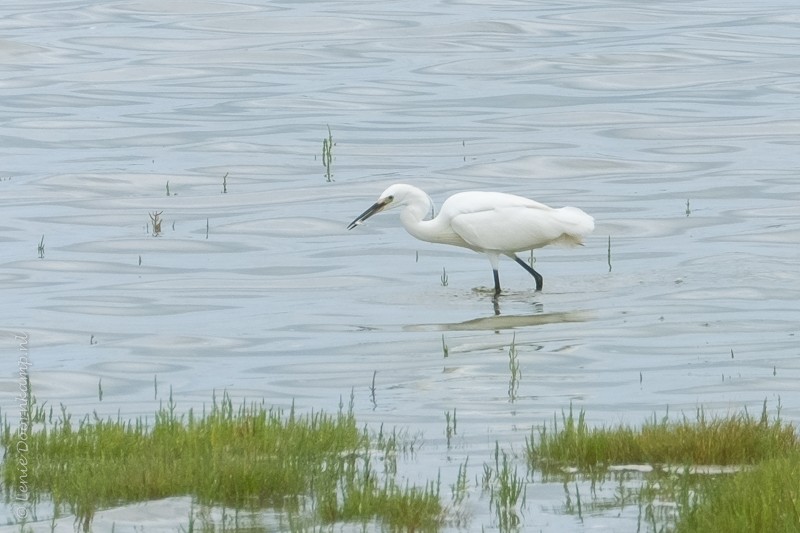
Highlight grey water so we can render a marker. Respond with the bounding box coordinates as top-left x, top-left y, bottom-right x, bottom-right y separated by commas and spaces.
1, 0, 799, 530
